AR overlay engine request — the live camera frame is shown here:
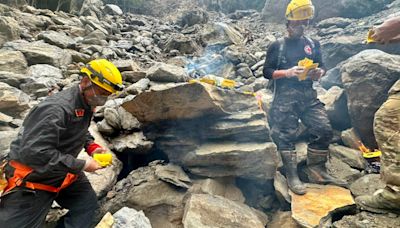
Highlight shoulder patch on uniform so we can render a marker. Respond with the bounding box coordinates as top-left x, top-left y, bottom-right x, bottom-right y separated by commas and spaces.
304, 45, 312, 55
75, 109, 85, 117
